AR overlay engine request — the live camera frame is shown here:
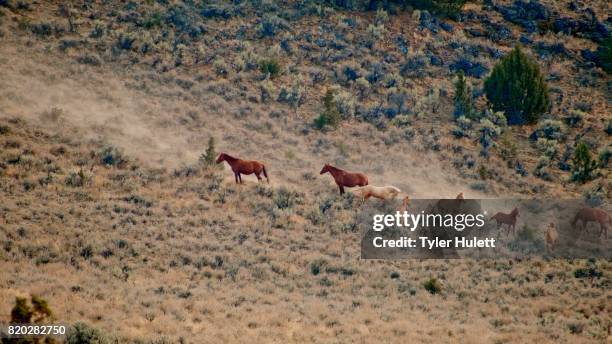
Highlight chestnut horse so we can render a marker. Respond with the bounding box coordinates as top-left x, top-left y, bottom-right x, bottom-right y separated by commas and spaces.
490, 207, 519, 235
572, 207, 610, 239
320, 163, 368, 194
216, 153, 269, 184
